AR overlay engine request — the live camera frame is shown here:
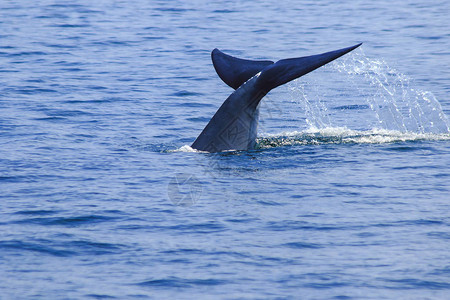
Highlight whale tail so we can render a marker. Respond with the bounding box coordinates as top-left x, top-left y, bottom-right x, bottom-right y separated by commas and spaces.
212, 43, 362, 92
193, 43, 362, 152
